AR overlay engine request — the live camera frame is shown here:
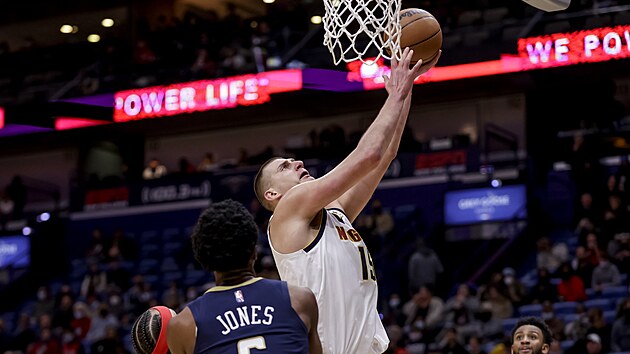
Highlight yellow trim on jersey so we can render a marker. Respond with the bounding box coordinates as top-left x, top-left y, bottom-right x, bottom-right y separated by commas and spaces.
302, 209, 325, 251
204, 277, 263, 293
